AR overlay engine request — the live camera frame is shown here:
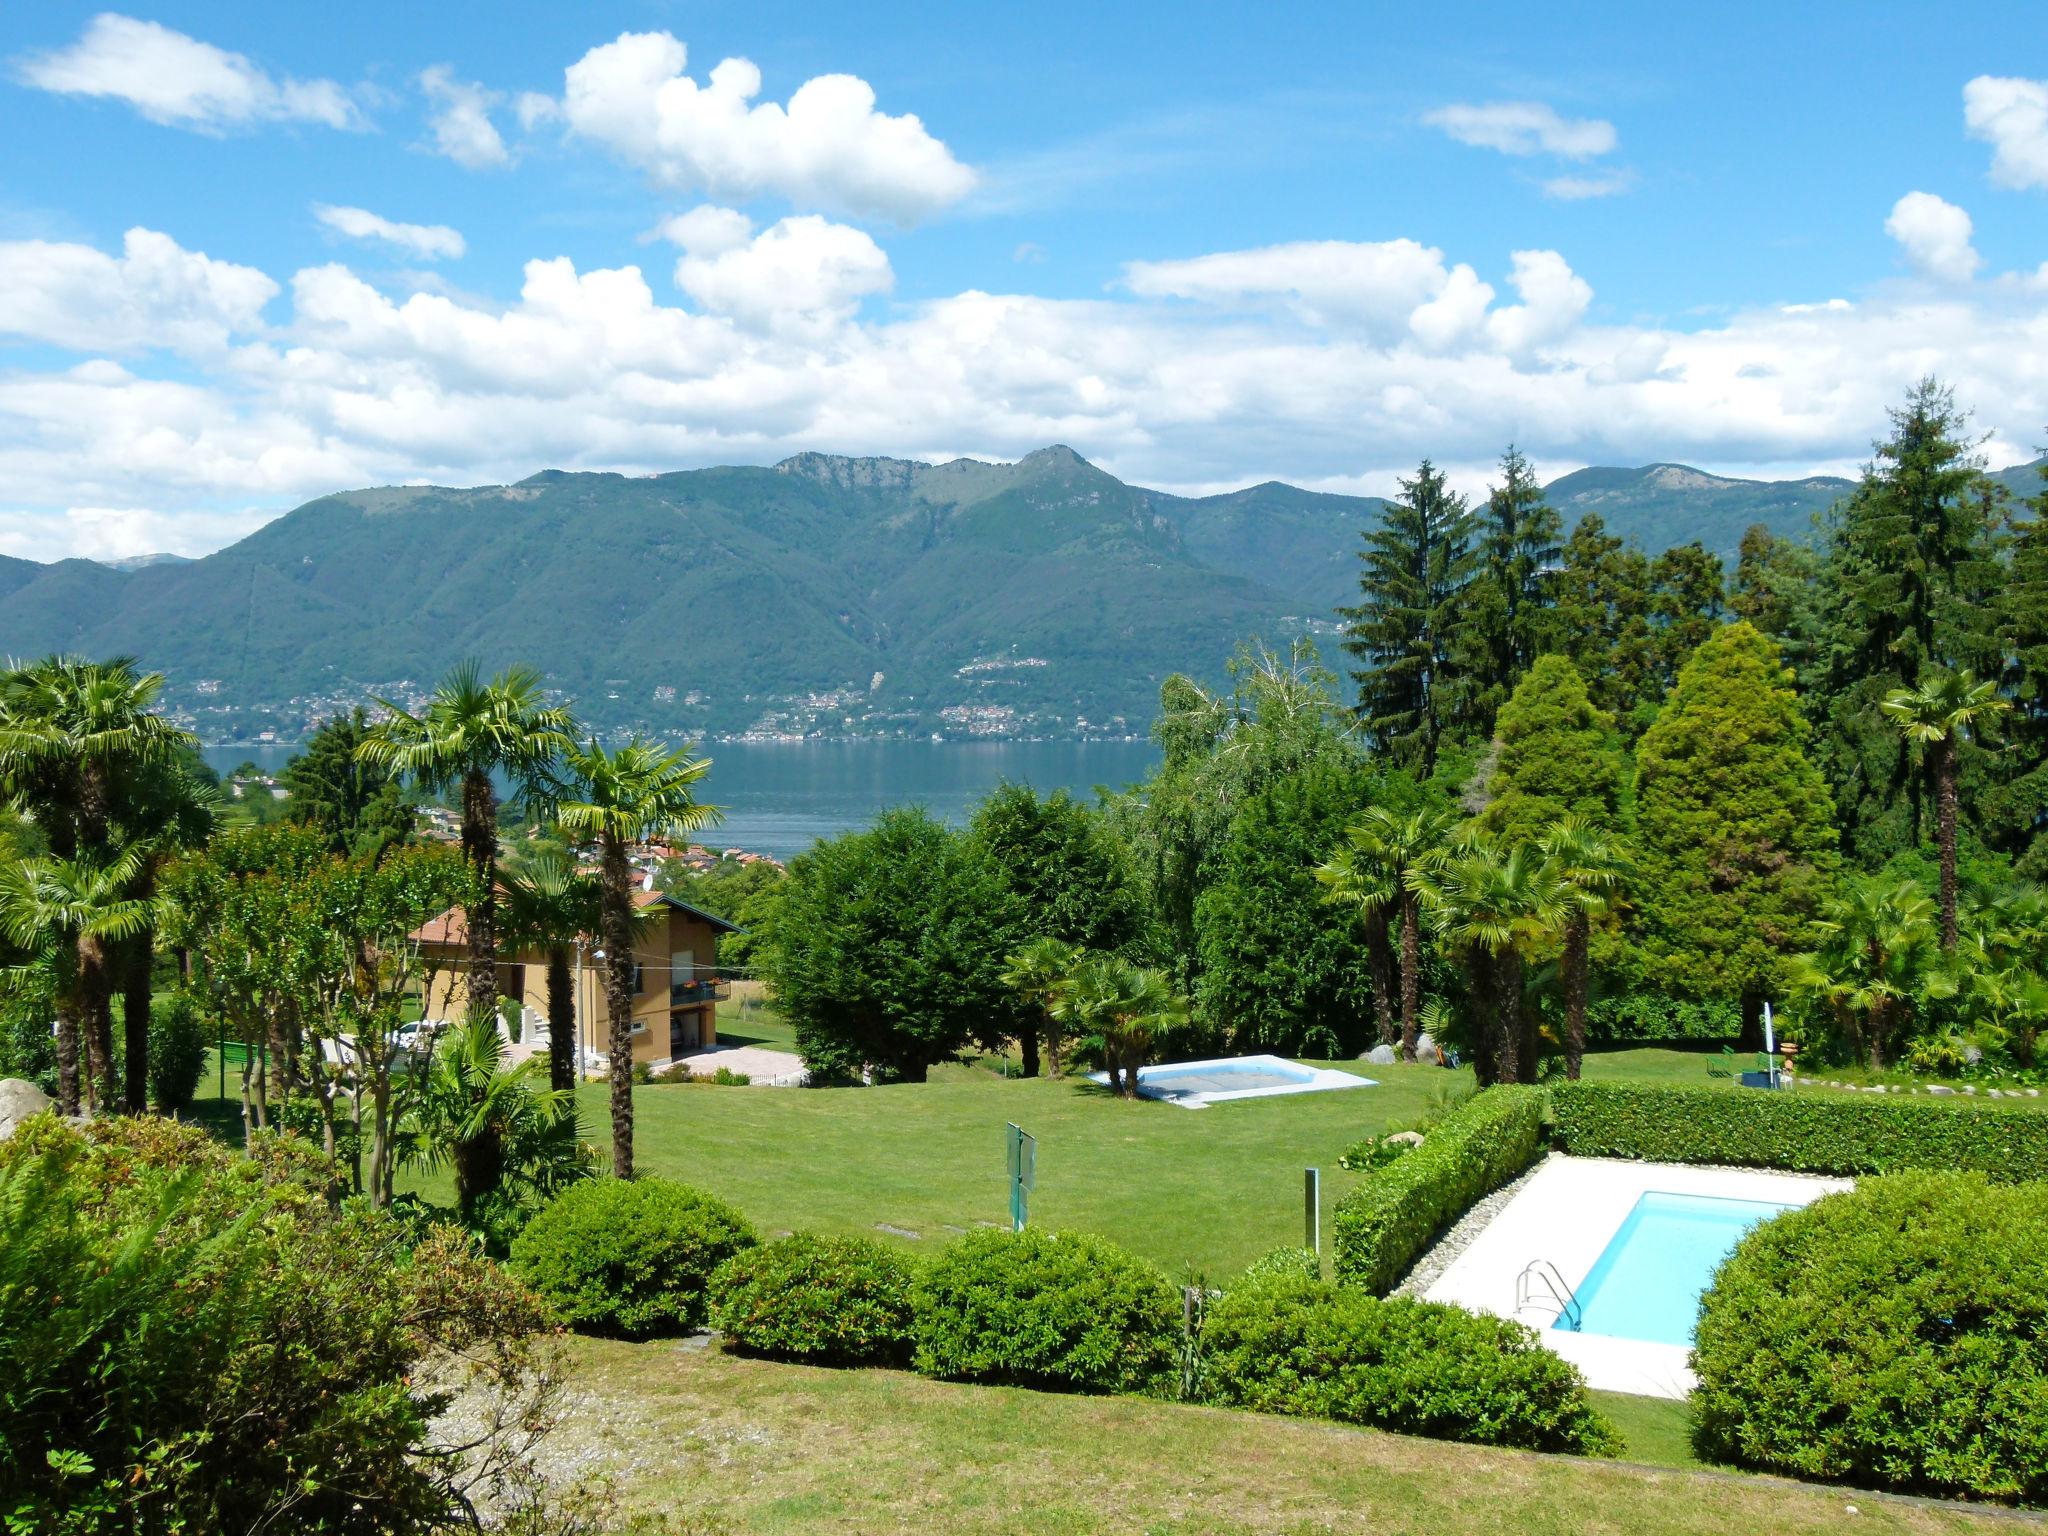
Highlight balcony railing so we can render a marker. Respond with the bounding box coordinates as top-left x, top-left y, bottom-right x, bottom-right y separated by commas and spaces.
670, 969, 732, 1005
